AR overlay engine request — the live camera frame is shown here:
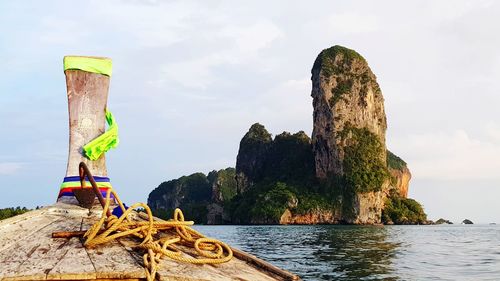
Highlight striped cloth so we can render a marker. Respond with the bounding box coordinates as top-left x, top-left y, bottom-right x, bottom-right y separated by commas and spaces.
58, 176, 115, 200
